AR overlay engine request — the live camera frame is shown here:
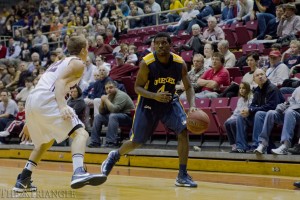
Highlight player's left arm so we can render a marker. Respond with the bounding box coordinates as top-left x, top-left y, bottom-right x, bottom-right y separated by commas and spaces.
182, 61, 196, 111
